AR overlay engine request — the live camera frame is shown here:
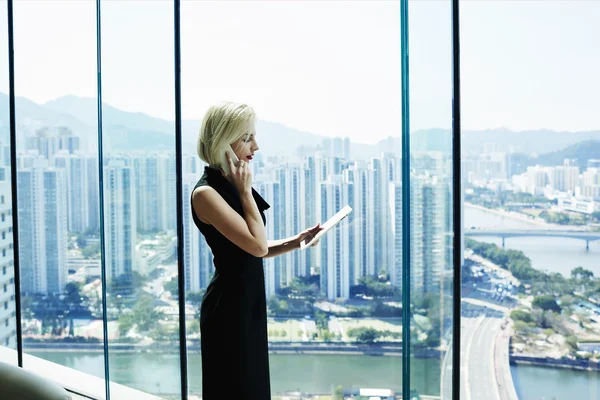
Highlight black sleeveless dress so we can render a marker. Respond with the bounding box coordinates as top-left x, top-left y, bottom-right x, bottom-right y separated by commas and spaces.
190, 166, 271, 399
